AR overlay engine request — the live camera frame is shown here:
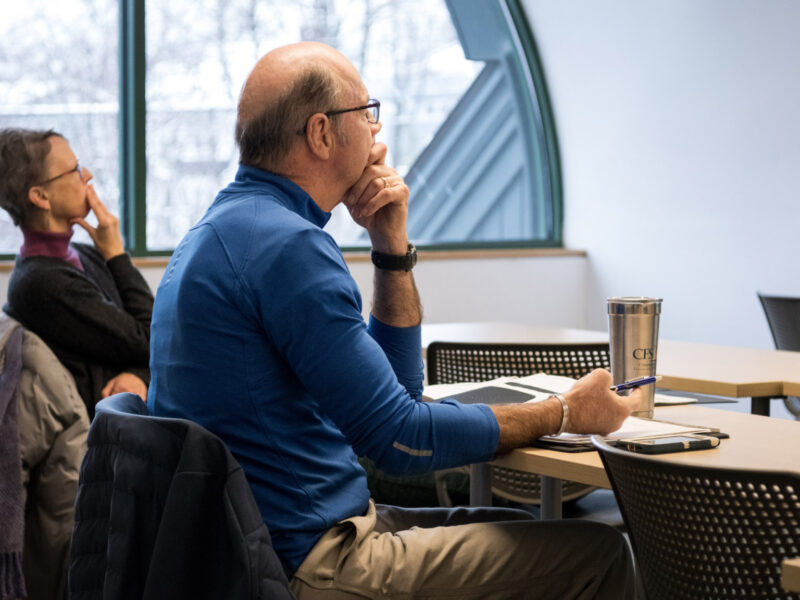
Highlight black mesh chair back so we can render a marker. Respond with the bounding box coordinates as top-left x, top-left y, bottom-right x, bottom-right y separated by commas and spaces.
758, 293, 800, 419
428, 341, 611, 385
427, 341, 610, 503
758, 294, 800, 352
593, 436, 800, 600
